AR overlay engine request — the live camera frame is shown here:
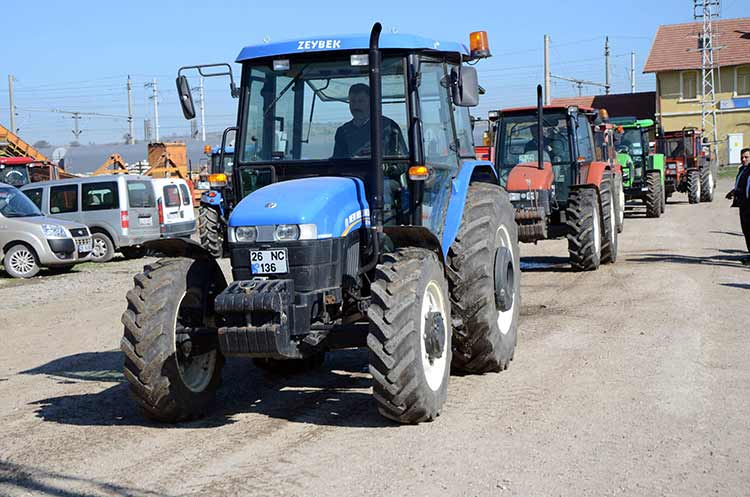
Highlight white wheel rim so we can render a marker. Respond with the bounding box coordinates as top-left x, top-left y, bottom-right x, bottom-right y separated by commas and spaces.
92, 237, 107, 259
594, 204, 601, 256
9, 248, 35, 276
419, 280, 448, 391
174, 291, 217, 393
696, 177, 701, 198
708, 172, 714, 192
618, 187, 625, 225
609, 198, 616, 243
496, 225, 516, 335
